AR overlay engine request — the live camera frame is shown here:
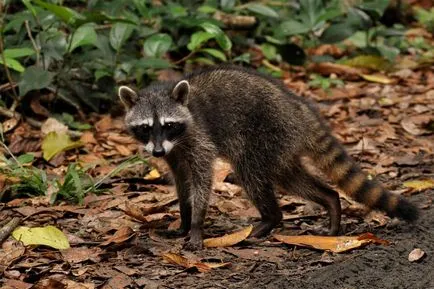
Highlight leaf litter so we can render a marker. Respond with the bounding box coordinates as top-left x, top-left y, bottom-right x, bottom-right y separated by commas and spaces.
0, 45, 433, 289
